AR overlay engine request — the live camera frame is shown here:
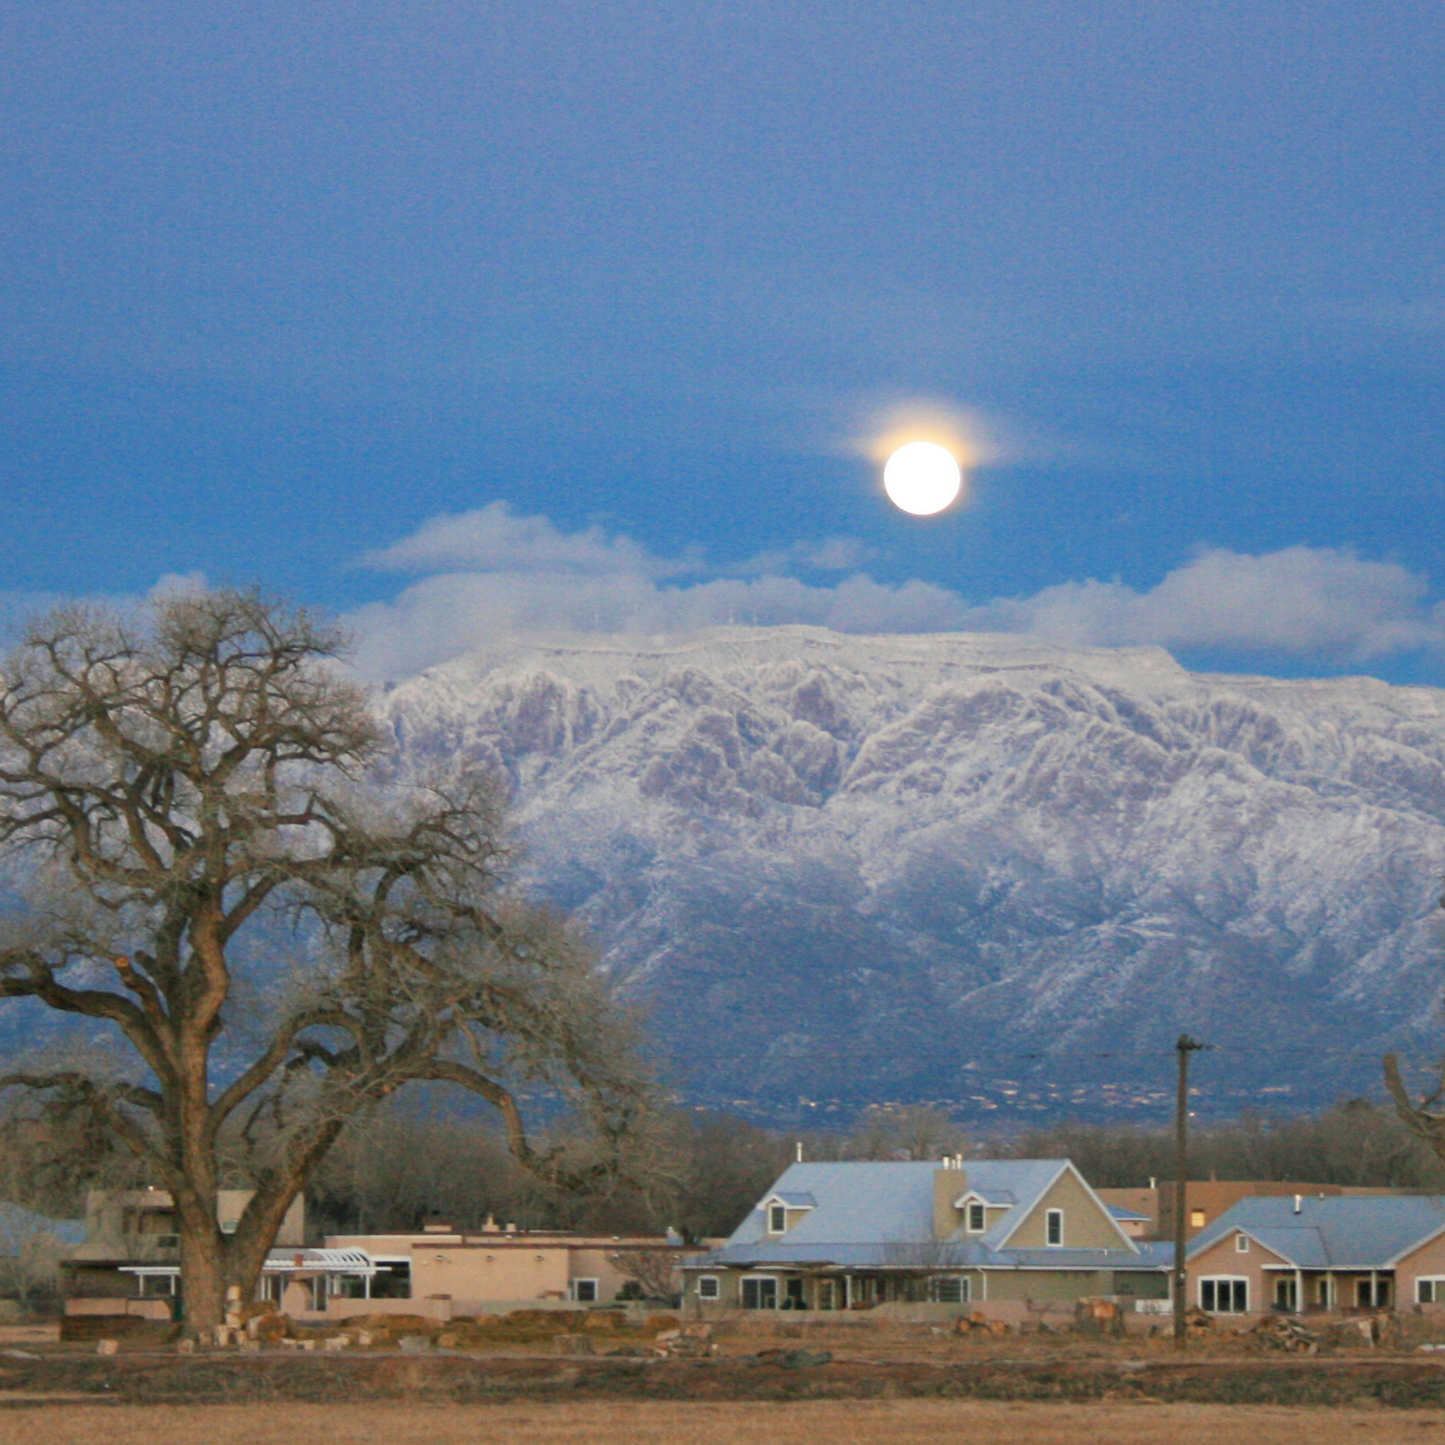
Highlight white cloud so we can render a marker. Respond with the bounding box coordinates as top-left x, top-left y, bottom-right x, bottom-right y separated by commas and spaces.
977, 547, 1443, 659
345, 507, 1445, 681
363, 502, 697, 580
